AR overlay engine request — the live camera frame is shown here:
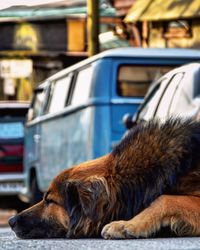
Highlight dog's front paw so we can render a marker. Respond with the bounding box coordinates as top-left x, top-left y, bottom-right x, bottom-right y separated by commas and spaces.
101, 220, 151, 239
101, 221, 128, 239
